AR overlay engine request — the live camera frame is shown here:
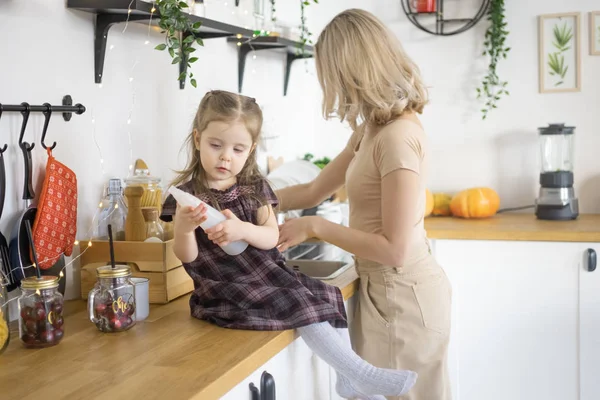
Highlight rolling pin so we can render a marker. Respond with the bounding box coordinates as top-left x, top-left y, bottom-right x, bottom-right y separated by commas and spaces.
124, 186, 146, 241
